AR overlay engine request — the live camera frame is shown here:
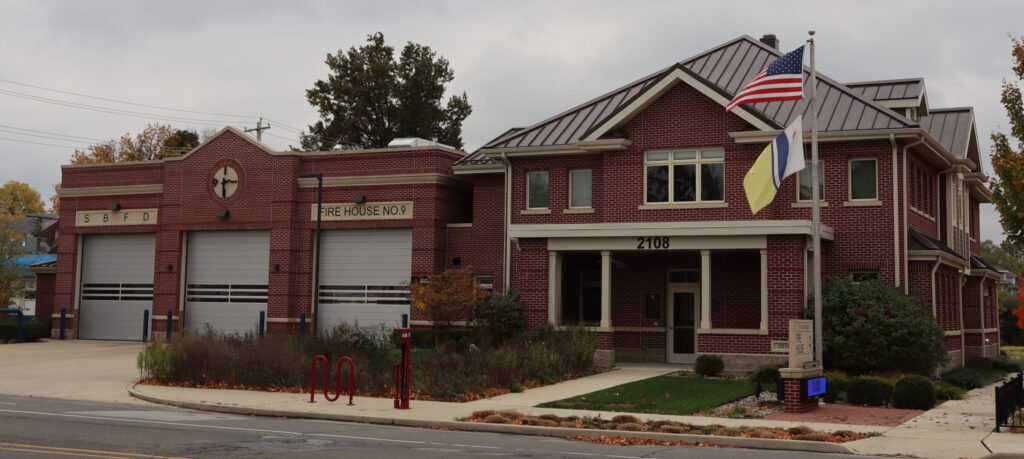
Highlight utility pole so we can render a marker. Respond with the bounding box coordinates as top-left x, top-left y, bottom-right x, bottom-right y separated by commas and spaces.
245, 118, 271, 141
